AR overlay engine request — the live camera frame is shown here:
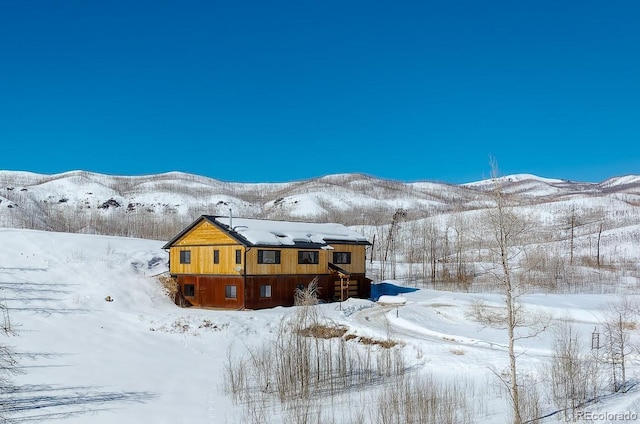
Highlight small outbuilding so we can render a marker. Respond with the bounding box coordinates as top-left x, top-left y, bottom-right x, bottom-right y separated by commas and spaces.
162, 215, 372, 309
